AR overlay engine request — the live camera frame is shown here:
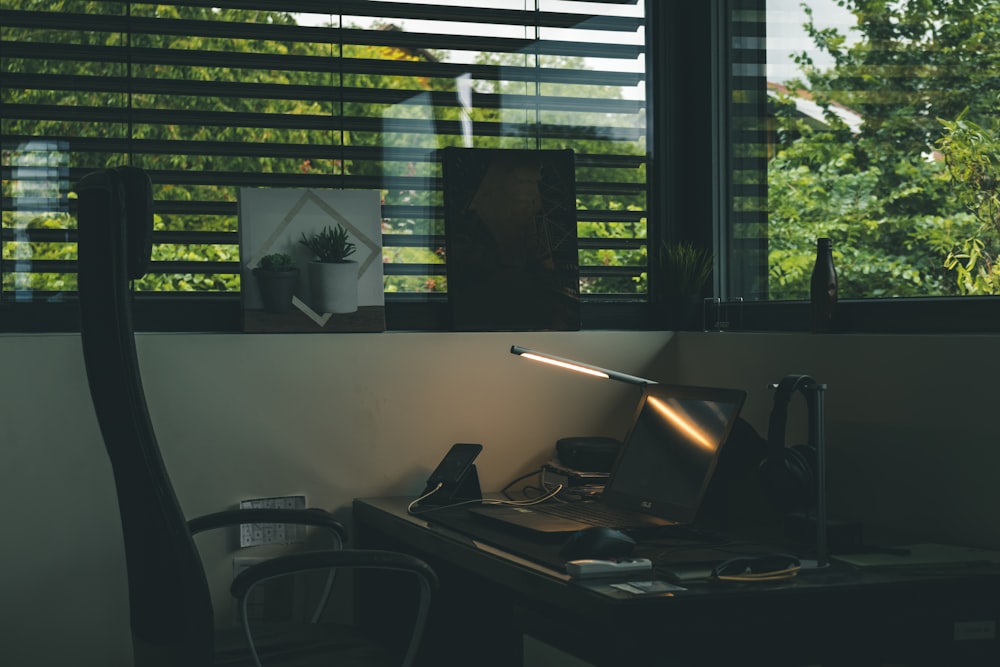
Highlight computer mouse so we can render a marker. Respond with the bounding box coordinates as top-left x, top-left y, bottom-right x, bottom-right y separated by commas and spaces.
559, 527, 636, 560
